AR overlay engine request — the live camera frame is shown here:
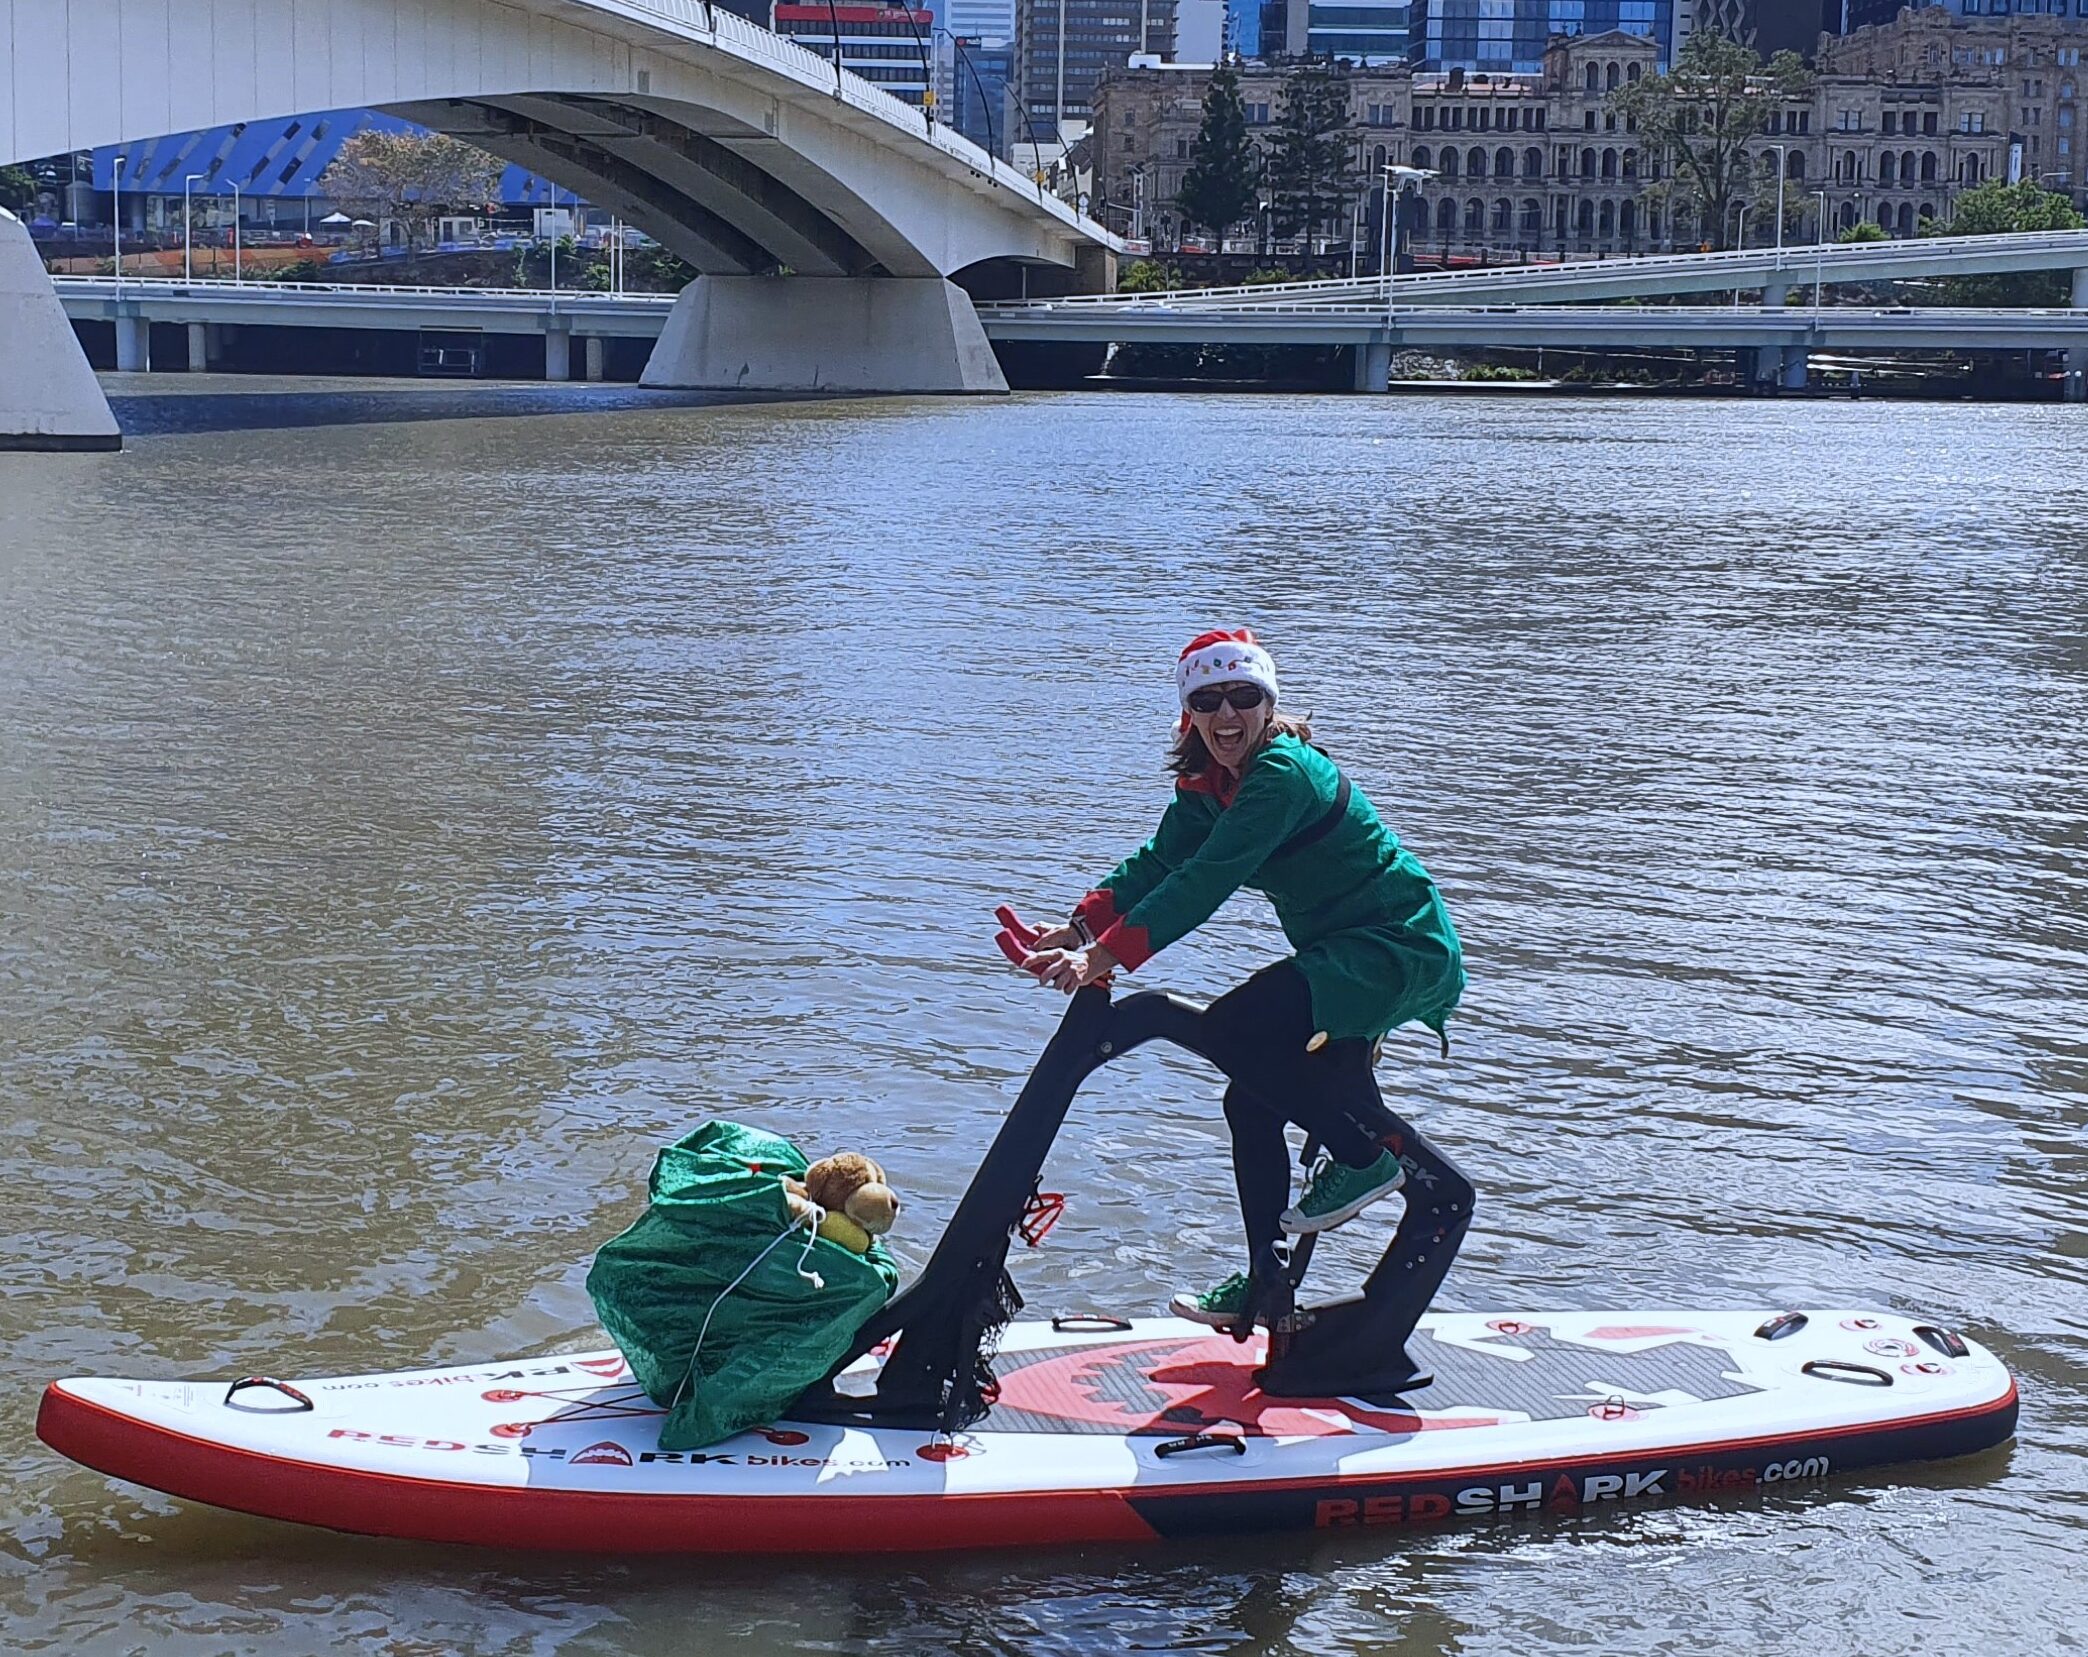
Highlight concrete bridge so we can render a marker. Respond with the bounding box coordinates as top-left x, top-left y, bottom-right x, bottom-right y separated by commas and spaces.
0, 0, 1118, 446
42, 269, 2088, 398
